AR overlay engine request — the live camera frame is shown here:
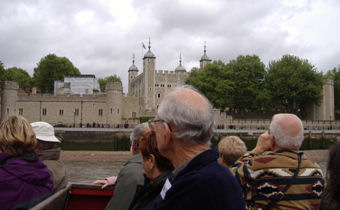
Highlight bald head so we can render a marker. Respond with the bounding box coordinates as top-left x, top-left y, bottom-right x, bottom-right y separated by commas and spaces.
269, 113, 304, 150
157, 86, 214, 145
